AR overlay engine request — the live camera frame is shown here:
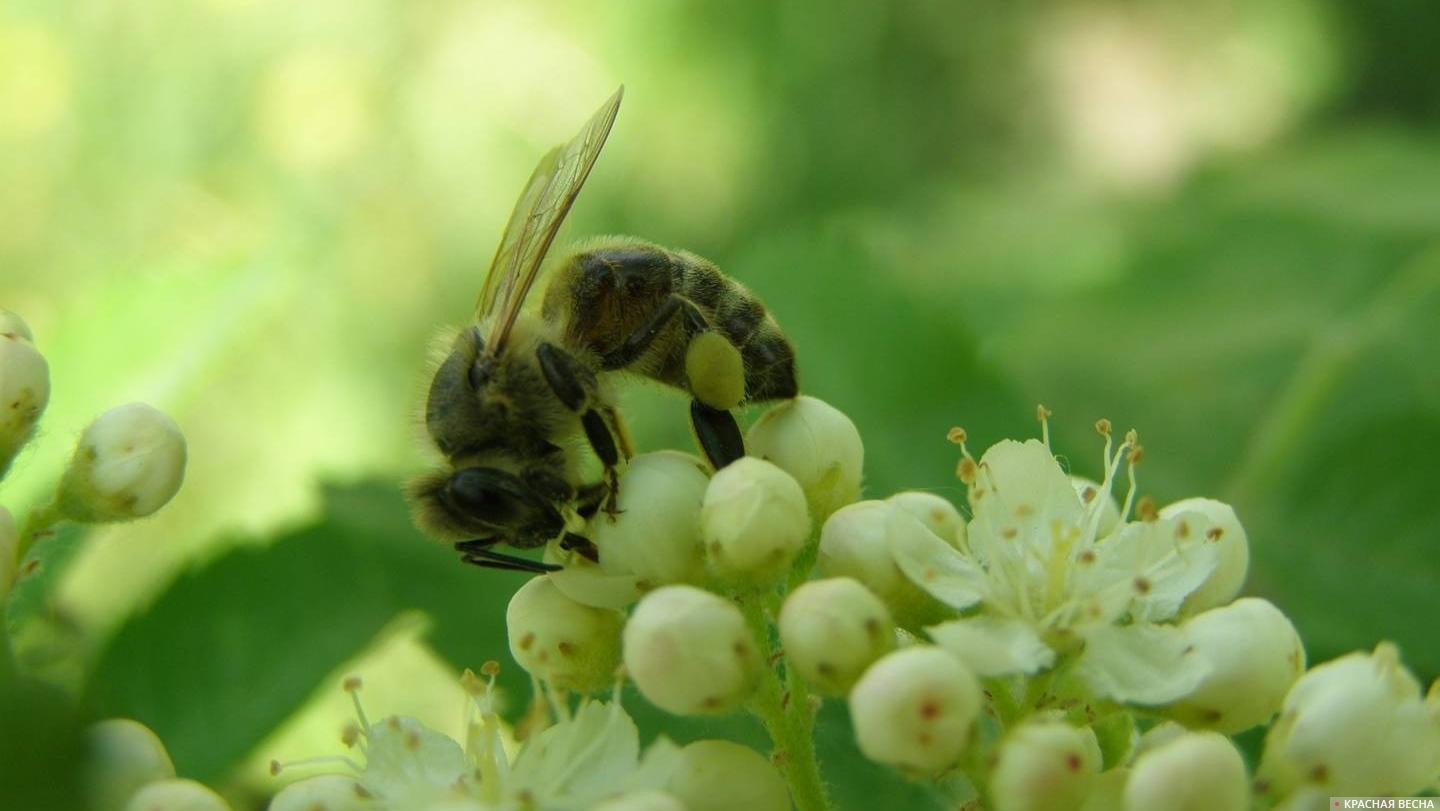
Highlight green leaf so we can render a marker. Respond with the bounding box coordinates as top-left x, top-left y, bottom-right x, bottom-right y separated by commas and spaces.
85, 481, 527, 784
